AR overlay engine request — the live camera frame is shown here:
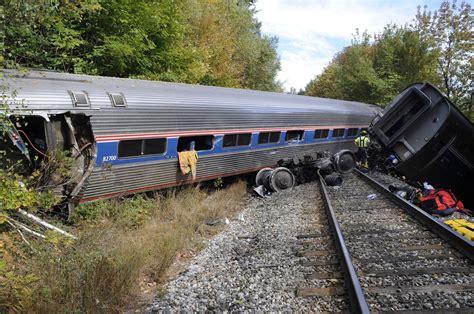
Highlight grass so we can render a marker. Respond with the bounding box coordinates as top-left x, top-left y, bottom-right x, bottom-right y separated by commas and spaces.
3, 181, 247, 312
